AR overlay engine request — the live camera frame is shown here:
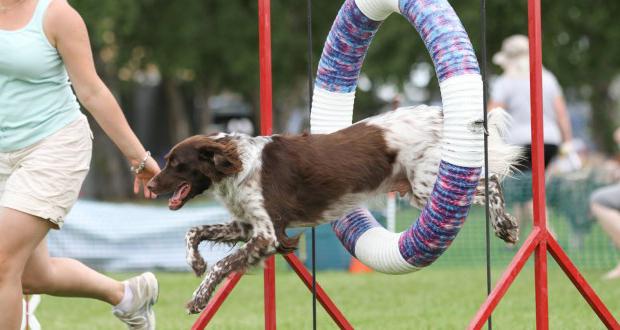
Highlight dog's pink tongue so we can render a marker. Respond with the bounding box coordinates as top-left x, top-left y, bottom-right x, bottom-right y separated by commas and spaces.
169, 183, 191, 209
